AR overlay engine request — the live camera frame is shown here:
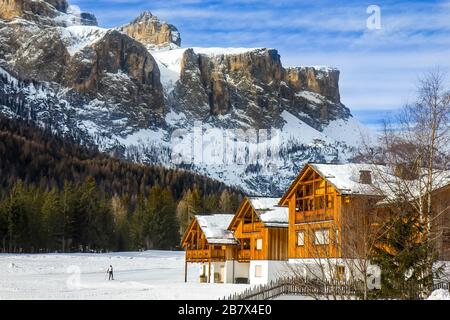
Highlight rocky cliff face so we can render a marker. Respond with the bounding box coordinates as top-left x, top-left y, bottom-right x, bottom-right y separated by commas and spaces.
120, 11, 180, 49
1, 0, 164, 131
0, 0, 372, 195
0, 0, 96, 26
167, 48, 349, 130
